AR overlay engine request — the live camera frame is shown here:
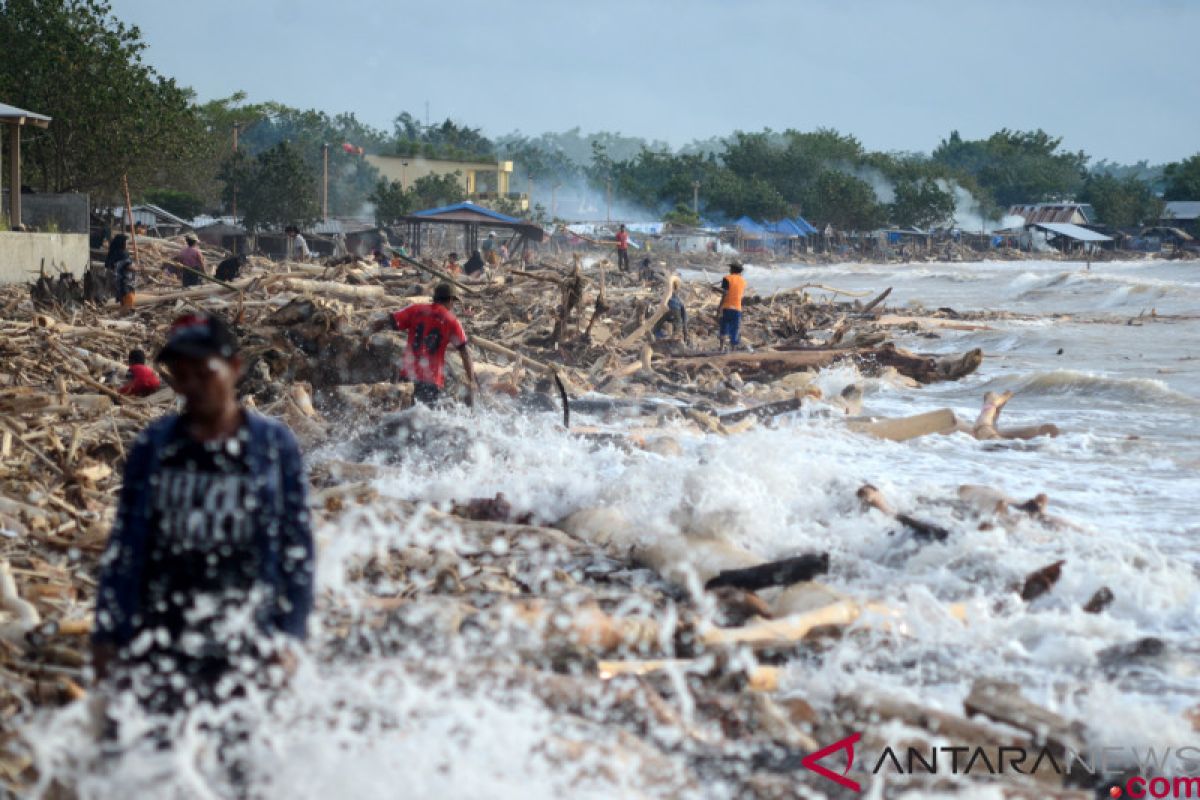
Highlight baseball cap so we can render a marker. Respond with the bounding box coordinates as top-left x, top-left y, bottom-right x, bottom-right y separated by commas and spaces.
432, 282, 459, 303
157, 313, 239, 363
